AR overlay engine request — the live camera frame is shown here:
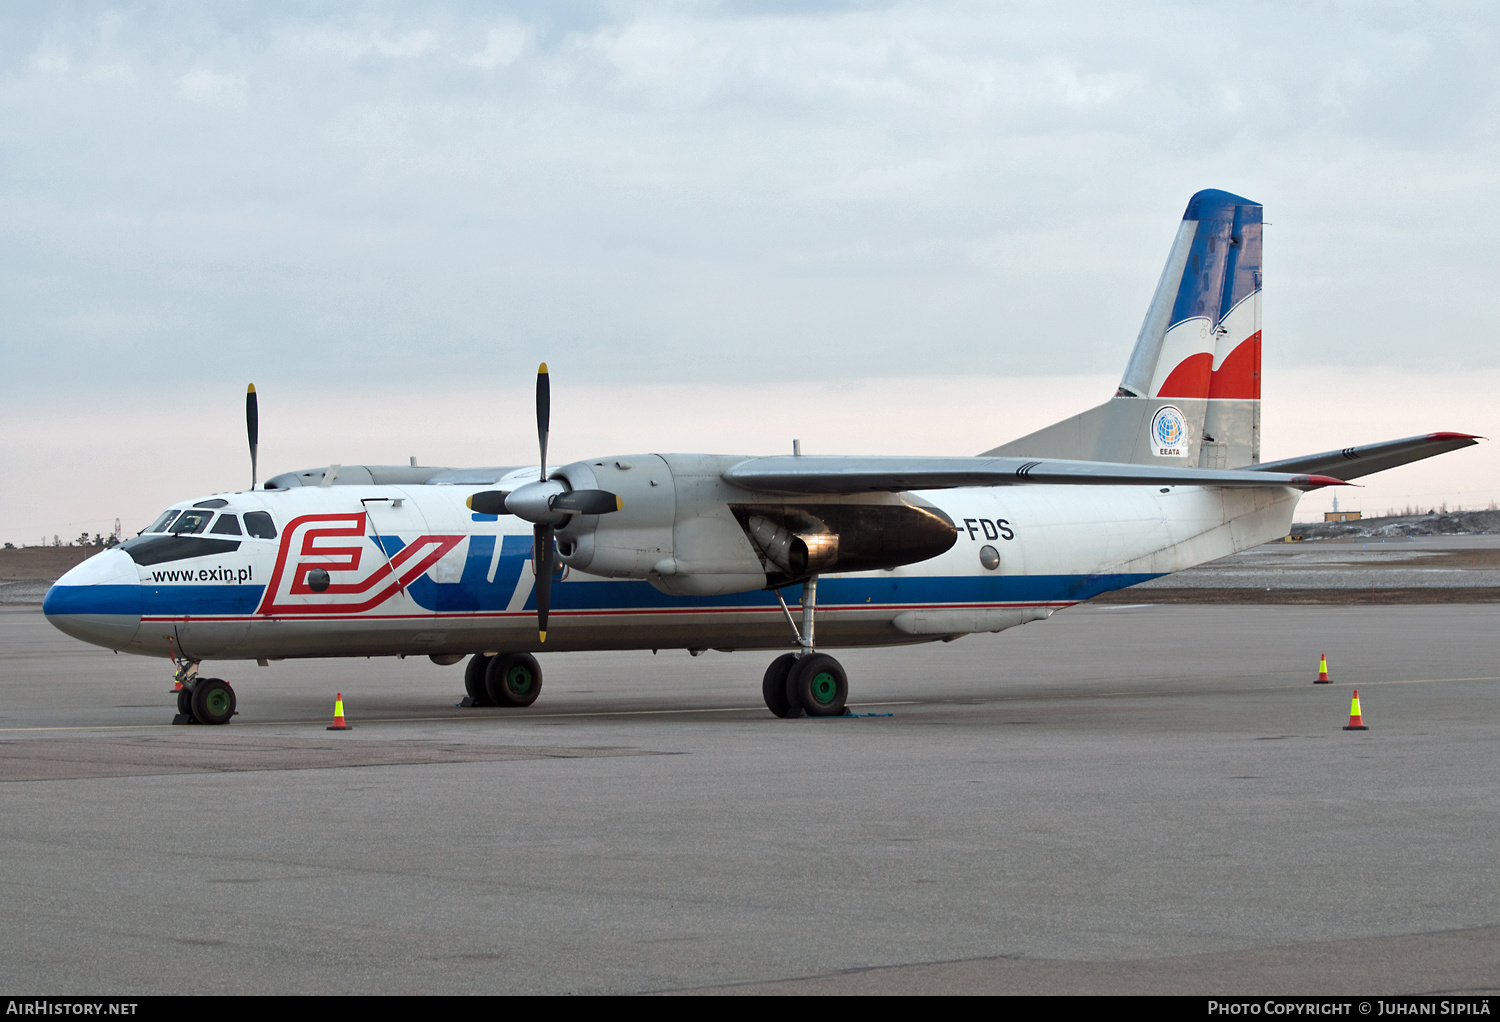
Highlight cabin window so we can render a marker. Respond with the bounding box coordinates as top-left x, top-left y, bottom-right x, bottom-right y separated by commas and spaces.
145, 510, 181, 534
243, 511, 277, 539
168, 510, 214, 535
210, 514, 243, 536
